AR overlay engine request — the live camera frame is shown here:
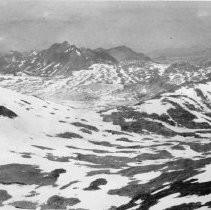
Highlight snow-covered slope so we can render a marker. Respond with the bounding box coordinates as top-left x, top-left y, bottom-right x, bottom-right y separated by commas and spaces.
102, 81, 211, 137
0, 86, 211, 209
